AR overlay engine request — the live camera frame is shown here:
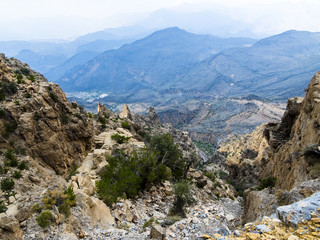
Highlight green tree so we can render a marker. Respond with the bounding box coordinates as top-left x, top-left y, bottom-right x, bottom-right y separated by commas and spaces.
150, 133, 186, 179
